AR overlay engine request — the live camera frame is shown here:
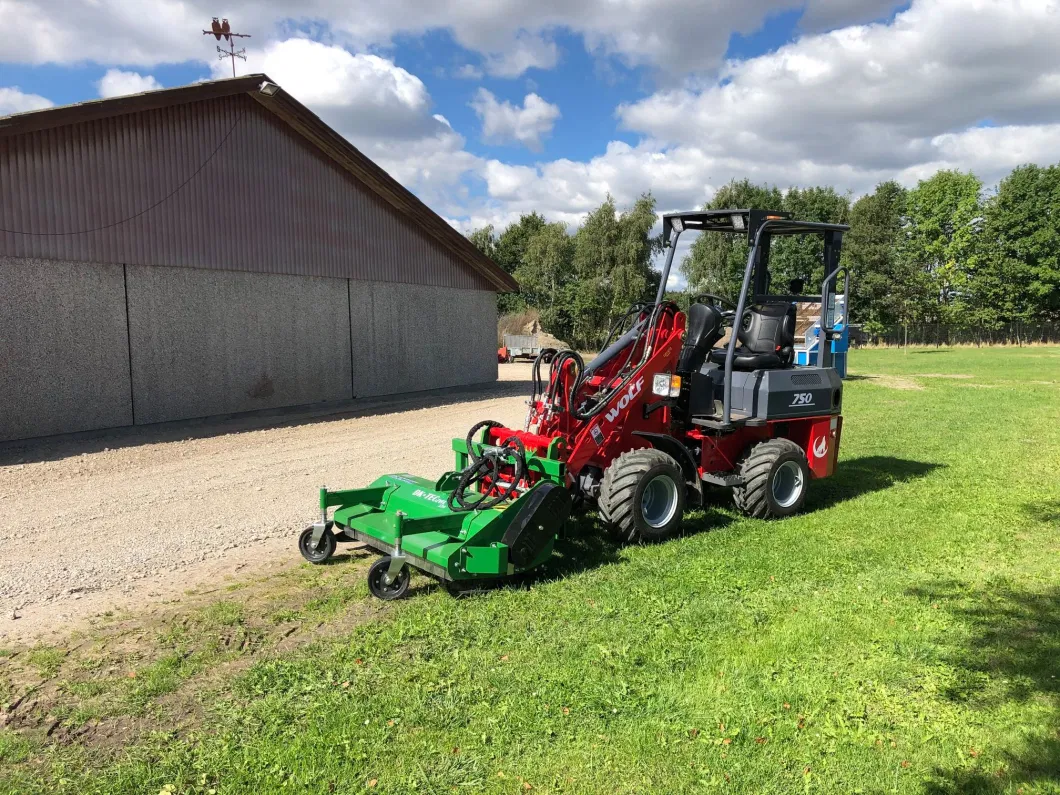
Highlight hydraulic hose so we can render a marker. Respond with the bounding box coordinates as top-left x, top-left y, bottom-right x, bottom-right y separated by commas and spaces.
527, 301, 679, 426
565, 301, 679, 422
530, 348, 558, 405
447, 432, 527, 512
547, 350, 584, 415
598, 302, 649, 356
